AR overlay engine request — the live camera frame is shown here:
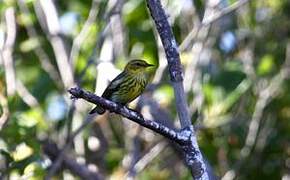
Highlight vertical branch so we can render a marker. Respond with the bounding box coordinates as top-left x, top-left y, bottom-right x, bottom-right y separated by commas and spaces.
35, 0, 75, 89
146, 0, 190, 128
109, 0, 125, 58
241, 42, 290, 157
223, 42, 290, 180
69, 0, 100, 67
146, 0, 209, 179
1, 8, 17, 96
0, 91, 9, 130
183, 0, 219, 118
94, 0, 124, 94
17, 0, 62, 89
